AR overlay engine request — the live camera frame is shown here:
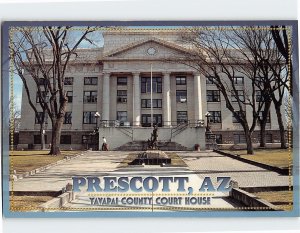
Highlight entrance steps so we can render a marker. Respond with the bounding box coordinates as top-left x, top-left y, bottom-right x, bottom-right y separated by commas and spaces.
114, 141, 189, 151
